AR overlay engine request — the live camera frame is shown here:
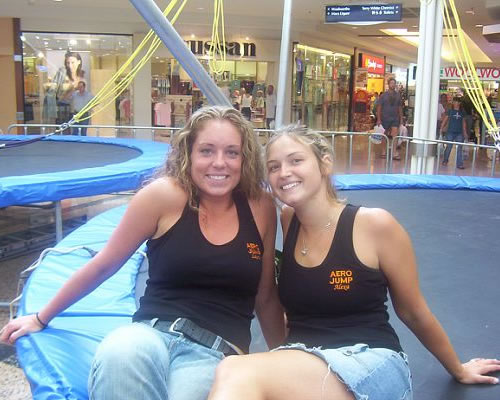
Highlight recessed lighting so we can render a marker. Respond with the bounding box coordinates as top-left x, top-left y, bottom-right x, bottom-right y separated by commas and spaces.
37, 52, 44, 58
191, 33, 196, 38
245, 36, 249, 41
86, 39, 91, 45
412, 25, 418, 28
54, 0, 63, 2
35, 36, 40, 39
69, 39, 77, 45
197, 7, 204, 10
465, 9, 475, 15
475, 24, 483, 28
